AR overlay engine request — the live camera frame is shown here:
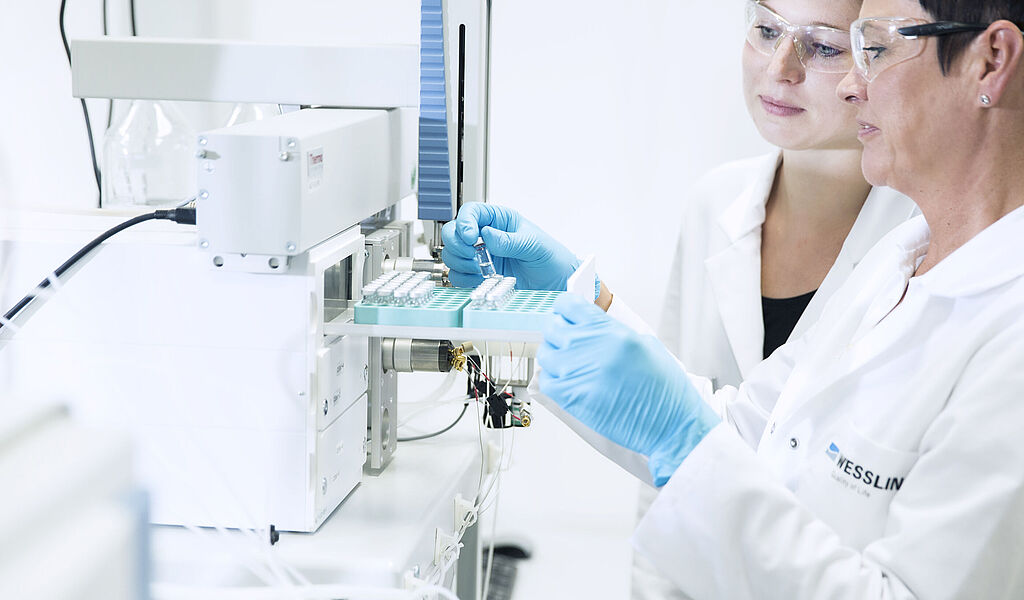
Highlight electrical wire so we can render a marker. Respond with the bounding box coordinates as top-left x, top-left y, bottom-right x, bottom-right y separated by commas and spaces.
0, 208, 197, 334
398, 402, 468, 442
413, 351, 518, 591
397, 395, 466, 429
59, 0, 103, 200
481, 448, 501, 600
